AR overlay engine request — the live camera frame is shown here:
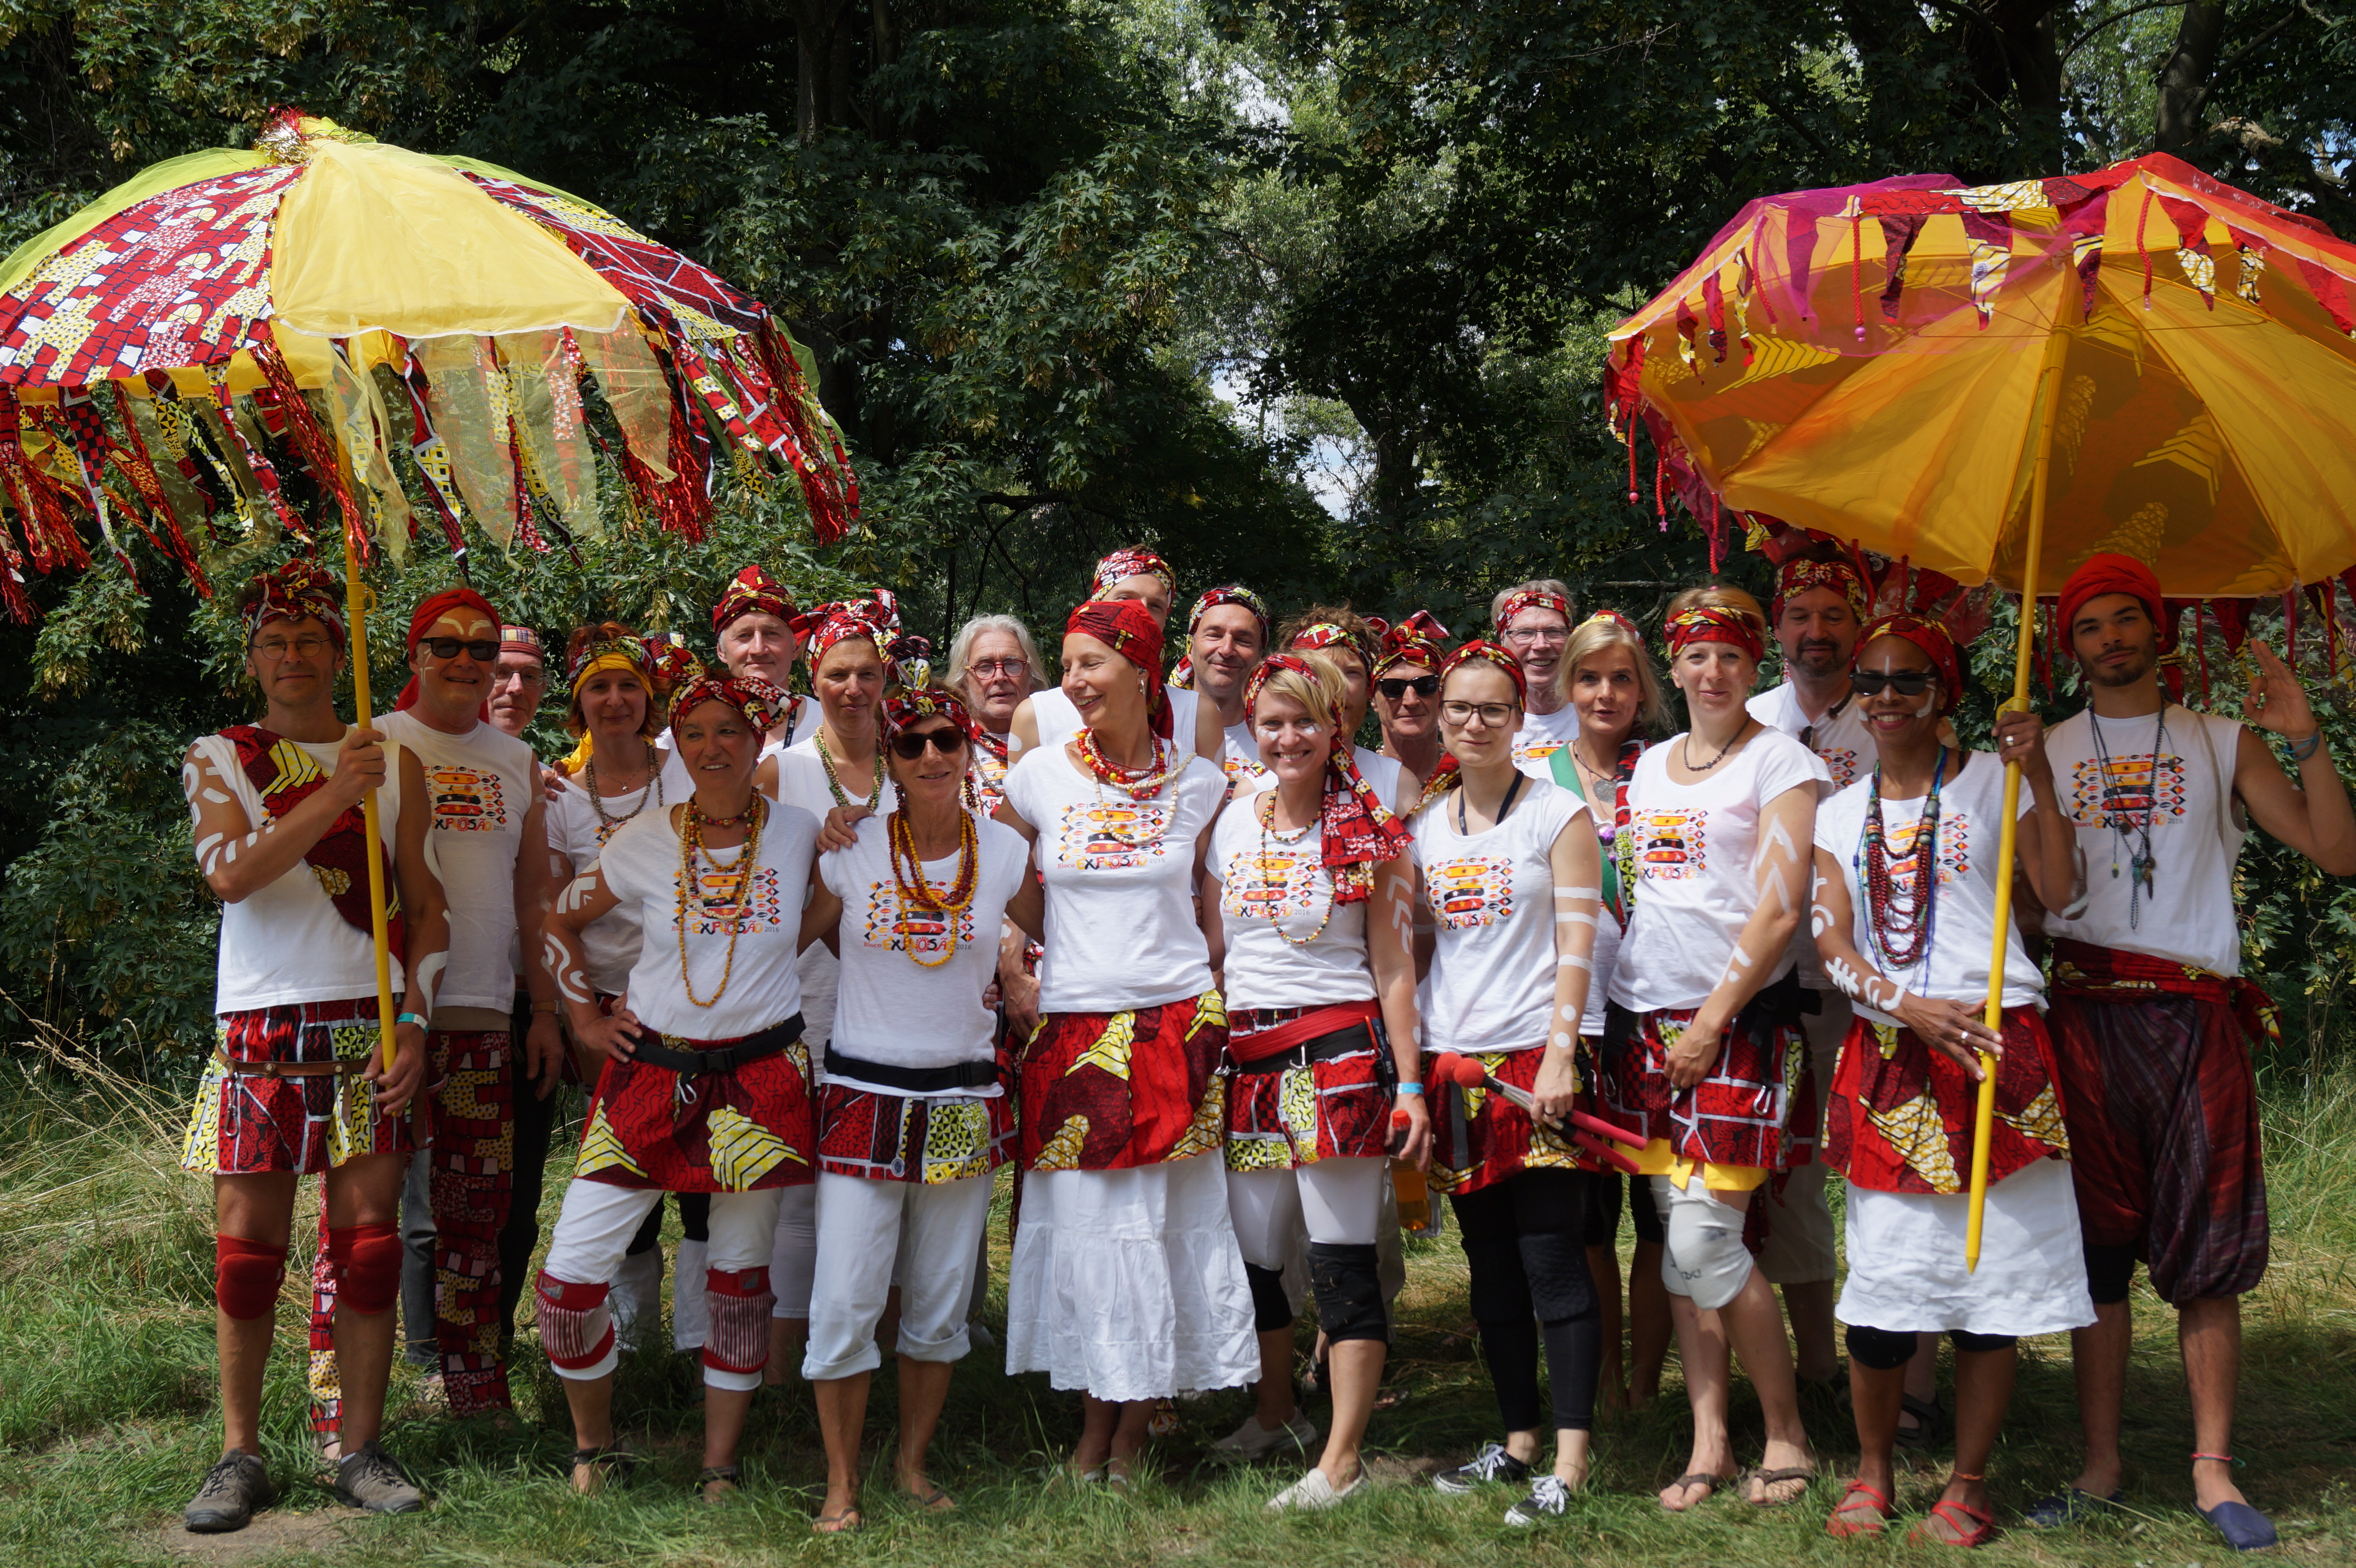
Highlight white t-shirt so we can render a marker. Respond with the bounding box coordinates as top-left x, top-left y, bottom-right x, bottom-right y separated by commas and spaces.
972, 734, 1013, 819
1512, 702, 1581, 780
595, 799, 821, 1039
1611, 730, 1830, 1013
1219, 718, 1268, 793
194, 729, 409, 1013
1209, 787, 1380, 1011
380, 710, 538, 1012
1814, 750, 2042, 1018
1030, 685, 1207, 760
1748, 681, 1878, 794
2042, 705, 2248, 976
819, 814, 1029, 1097
999, 744, 1226, 1013
773, 734, 902, 1050
1411, 778, 1589, 1053
549, 769, 672, 995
